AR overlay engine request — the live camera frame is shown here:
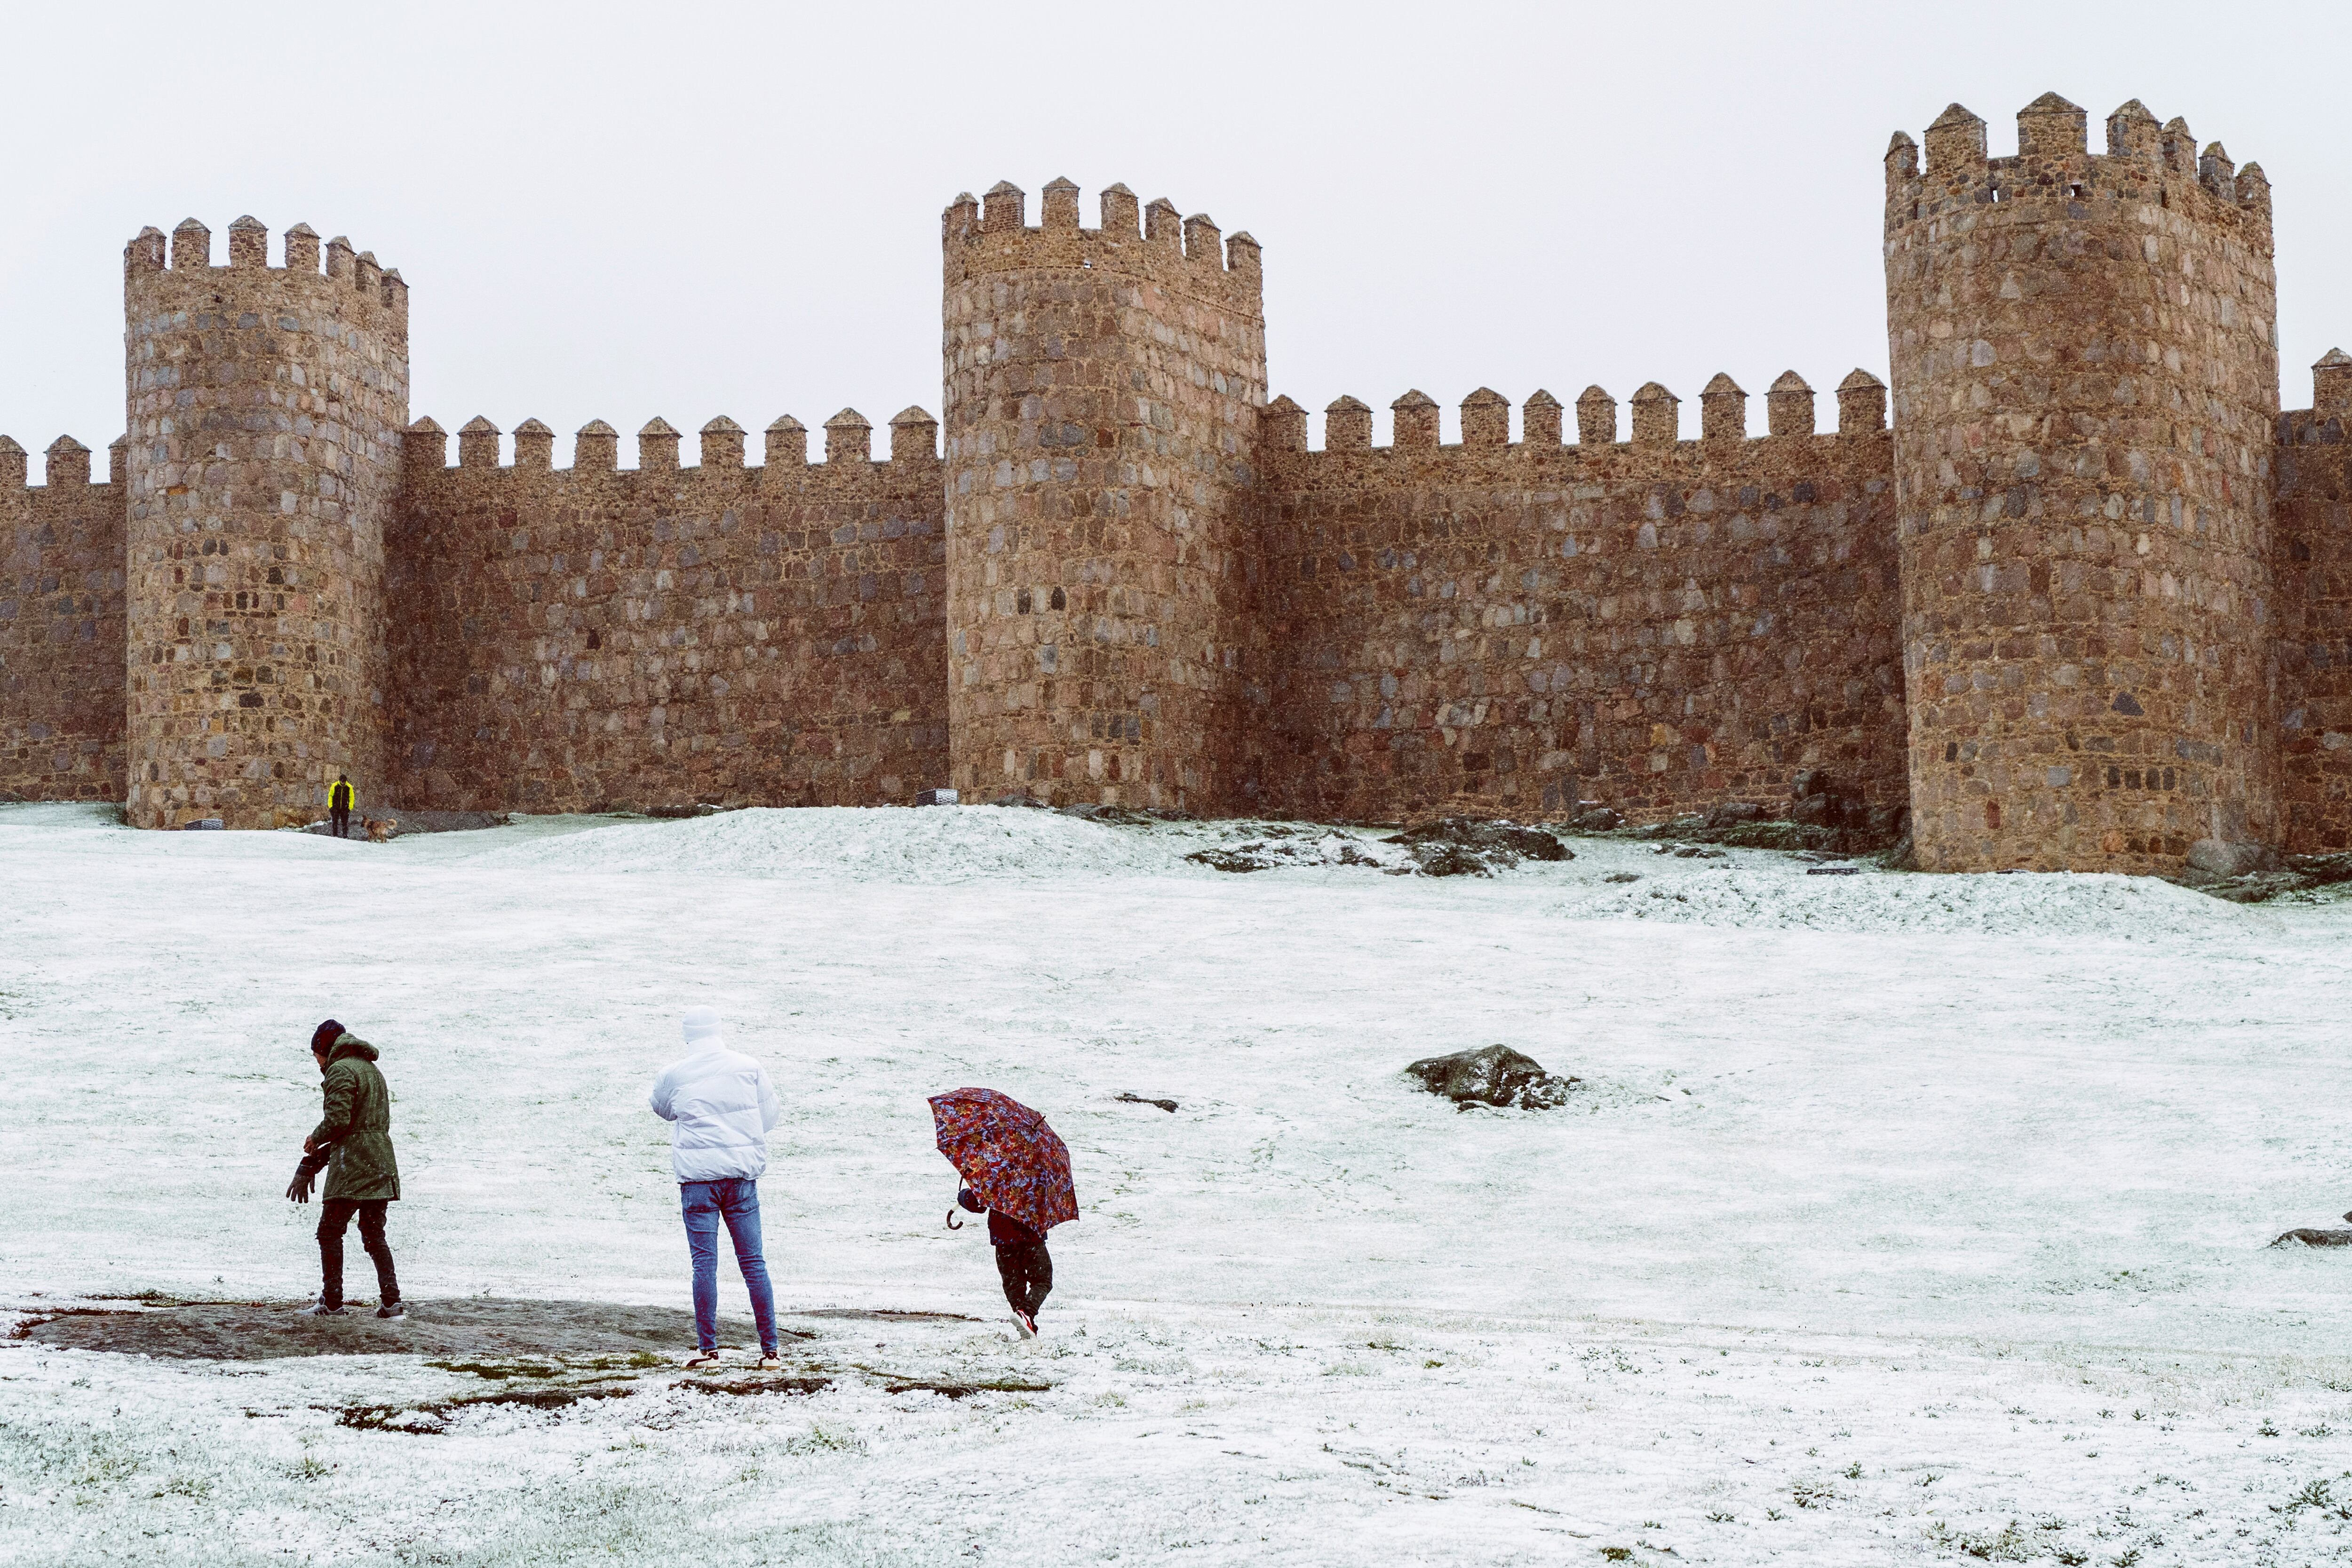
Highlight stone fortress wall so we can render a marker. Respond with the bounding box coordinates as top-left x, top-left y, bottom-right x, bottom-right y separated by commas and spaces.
2273, 352, 2352, 851
0, 436, 127, 801
382, 410, 947, 813
1256, 376, 1904, 827
4, 90, 2352, 873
